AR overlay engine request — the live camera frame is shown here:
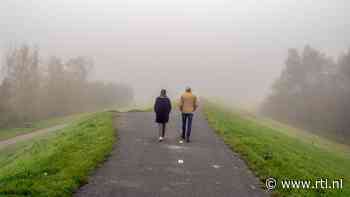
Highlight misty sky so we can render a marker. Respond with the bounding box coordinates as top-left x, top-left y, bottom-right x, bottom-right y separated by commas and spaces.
1, 0, 349, 105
